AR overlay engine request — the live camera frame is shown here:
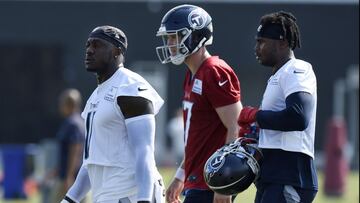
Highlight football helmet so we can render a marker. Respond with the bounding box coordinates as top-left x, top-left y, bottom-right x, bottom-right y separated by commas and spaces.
204, 138, 263, 195
156, 4, 213, 65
